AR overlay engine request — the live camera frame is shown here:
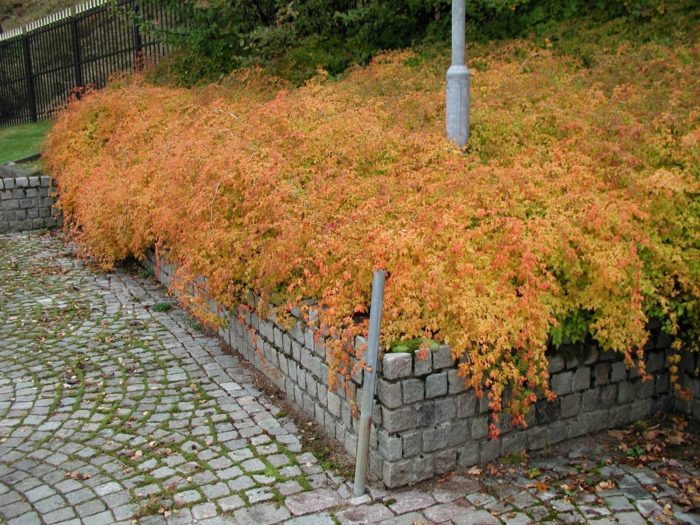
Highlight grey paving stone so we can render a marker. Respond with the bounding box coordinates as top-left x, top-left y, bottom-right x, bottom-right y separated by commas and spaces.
218, 494, 245, 512
336, 504, 394, 524
284, 512, 336, 525
192, 502, 217, 520
233, 502, 291, 525
285, 488, 341, 516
